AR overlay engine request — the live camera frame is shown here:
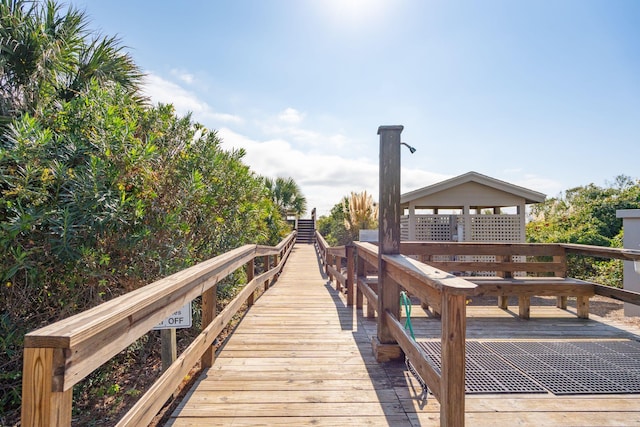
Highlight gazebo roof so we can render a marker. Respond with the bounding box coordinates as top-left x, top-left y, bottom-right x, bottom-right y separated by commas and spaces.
400, 171, 546, 208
